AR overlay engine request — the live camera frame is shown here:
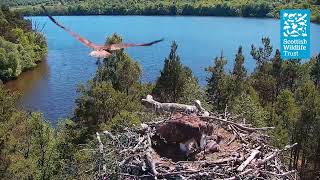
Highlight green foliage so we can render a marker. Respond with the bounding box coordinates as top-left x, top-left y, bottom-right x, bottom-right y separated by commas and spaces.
206, 53, 232, 111
103, 110, 141, 133
250, 38, 278, 104
232, 92, 269, 127
75, 34, 144, 142
7, 112, 59, 180
310, 53, 320, 88
272, 89, 299, 147
95, 34, 141, 94
0, 86, 60, 179
251, 37, 273, 66
54, 119, 80, 174
203, 37, 320, 178
281, 59, 305, 91
75, 81, 141, 139
153, 41, 204, 104
231, 46, 247, 98
292, 81, 320, 175
0, 7, 47, 81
